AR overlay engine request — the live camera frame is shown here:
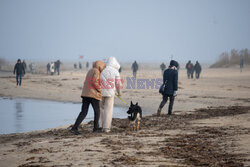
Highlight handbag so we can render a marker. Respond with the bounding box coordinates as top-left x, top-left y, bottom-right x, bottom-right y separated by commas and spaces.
159, 80, 167, 94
